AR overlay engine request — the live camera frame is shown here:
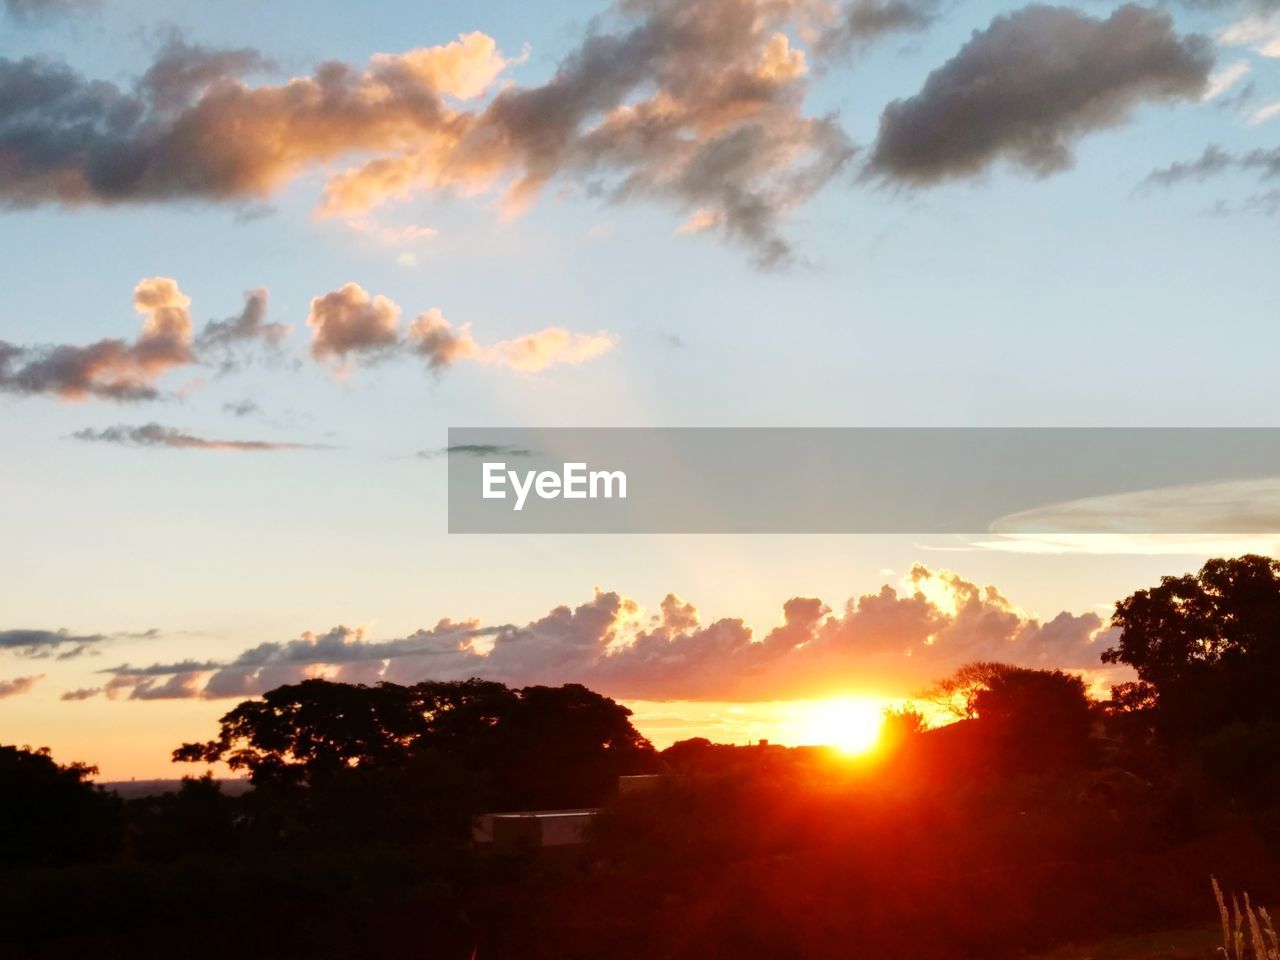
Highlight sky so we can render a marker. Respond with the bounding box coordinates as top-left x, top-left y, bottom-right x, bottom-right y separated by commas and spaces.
2, 0, 1279, 778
